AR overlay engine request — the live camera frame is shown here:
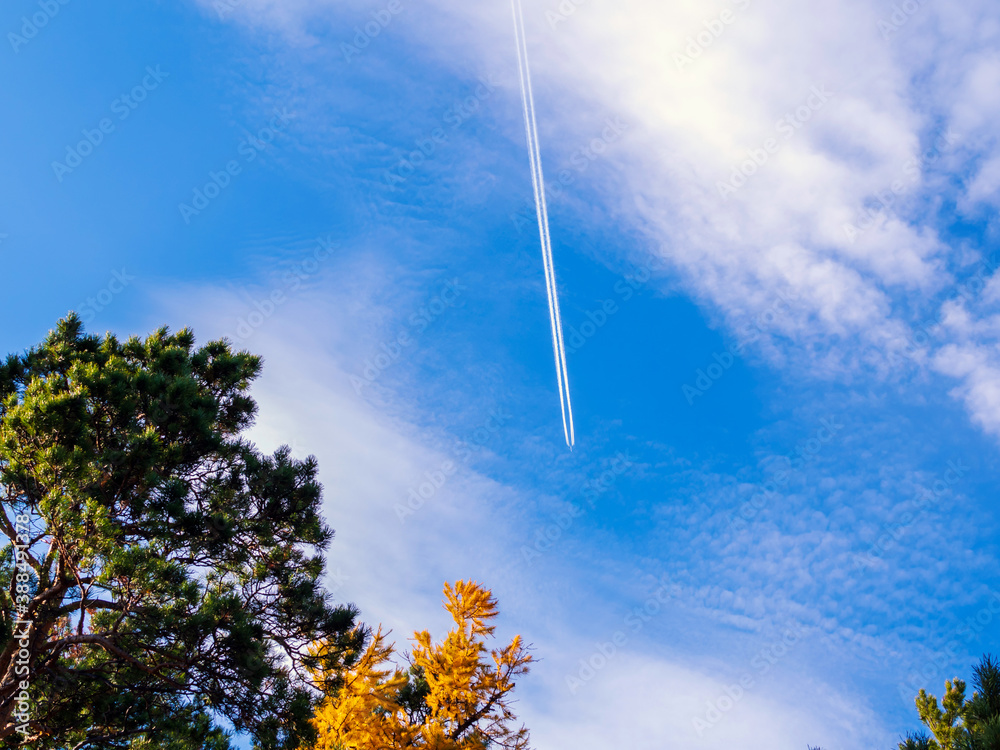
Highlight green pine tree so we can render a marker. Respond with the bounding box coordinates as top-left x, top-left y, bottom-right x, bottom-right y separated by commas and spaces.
899, 655, 1000, 750
0, 316, 364, 749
